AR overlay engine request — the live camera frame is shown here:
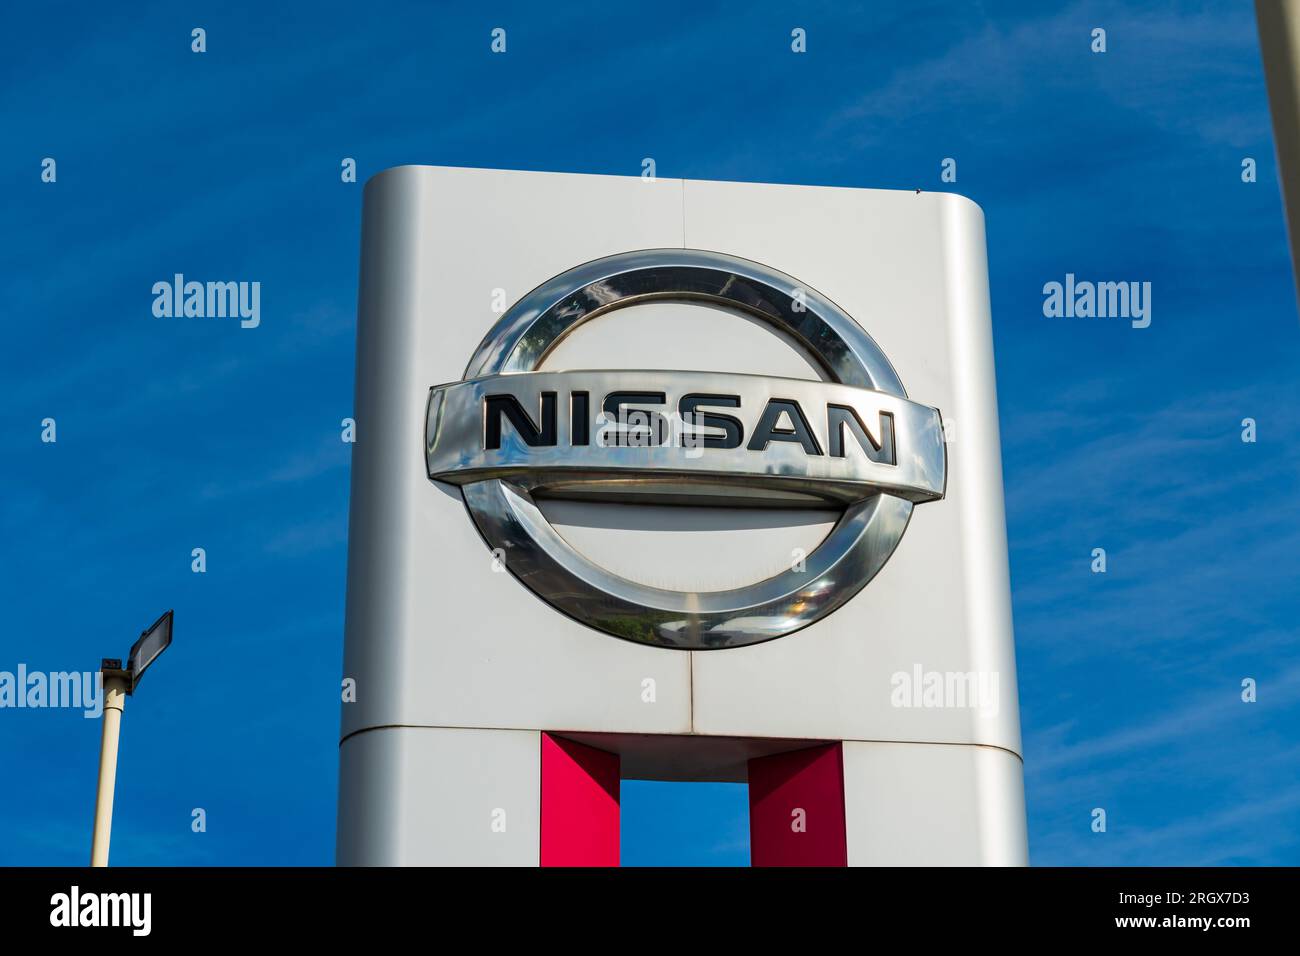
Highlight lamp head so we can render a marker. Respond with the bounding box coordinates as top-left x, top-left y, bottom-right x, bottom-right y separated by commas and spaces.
123, 610, 173, 694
